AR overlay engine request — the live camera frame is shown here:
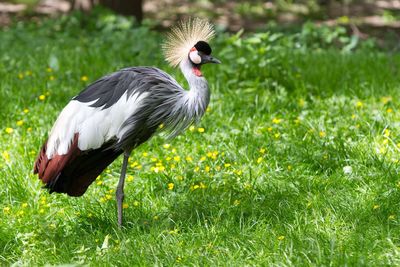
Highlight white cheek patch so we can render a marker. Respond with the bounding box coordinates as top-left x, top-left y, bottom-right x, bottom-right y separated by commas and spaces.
189, 51, 201, 64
